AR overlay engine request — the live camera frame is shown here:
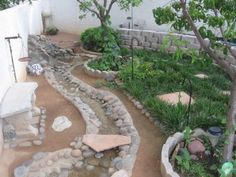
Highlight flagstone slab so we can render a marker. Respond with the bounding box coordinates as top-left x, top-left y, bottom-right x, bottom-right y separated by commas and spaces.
82, 135, 131, 152
157, 91, 194, 105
